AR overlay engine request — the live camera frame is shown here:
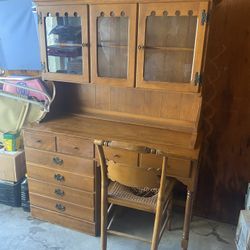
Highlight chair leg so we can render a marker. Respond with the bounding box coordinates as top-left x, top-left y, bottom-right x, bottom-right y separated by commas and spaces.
101, 182, 108, 250
152, 183, 170, 250
151, 158, 170, 250
151, 198, 164, 250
